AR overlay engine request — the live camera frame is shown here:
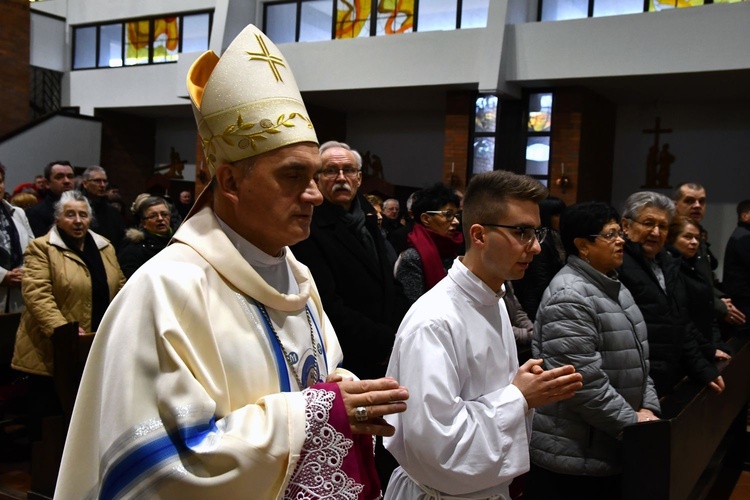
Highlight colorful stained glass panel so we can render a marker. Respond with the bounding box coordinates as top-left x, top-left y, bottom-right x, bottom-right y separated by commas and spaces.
336, 0, 371, 38
528, 93, 553, 132
152, 17, 179, 63
125, 20, 150, 65
473, 138, 495, 175
376, 0, 414, 35
649, 0, 705, 10
475, 96, 498, 133
526, 137, 550, 176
